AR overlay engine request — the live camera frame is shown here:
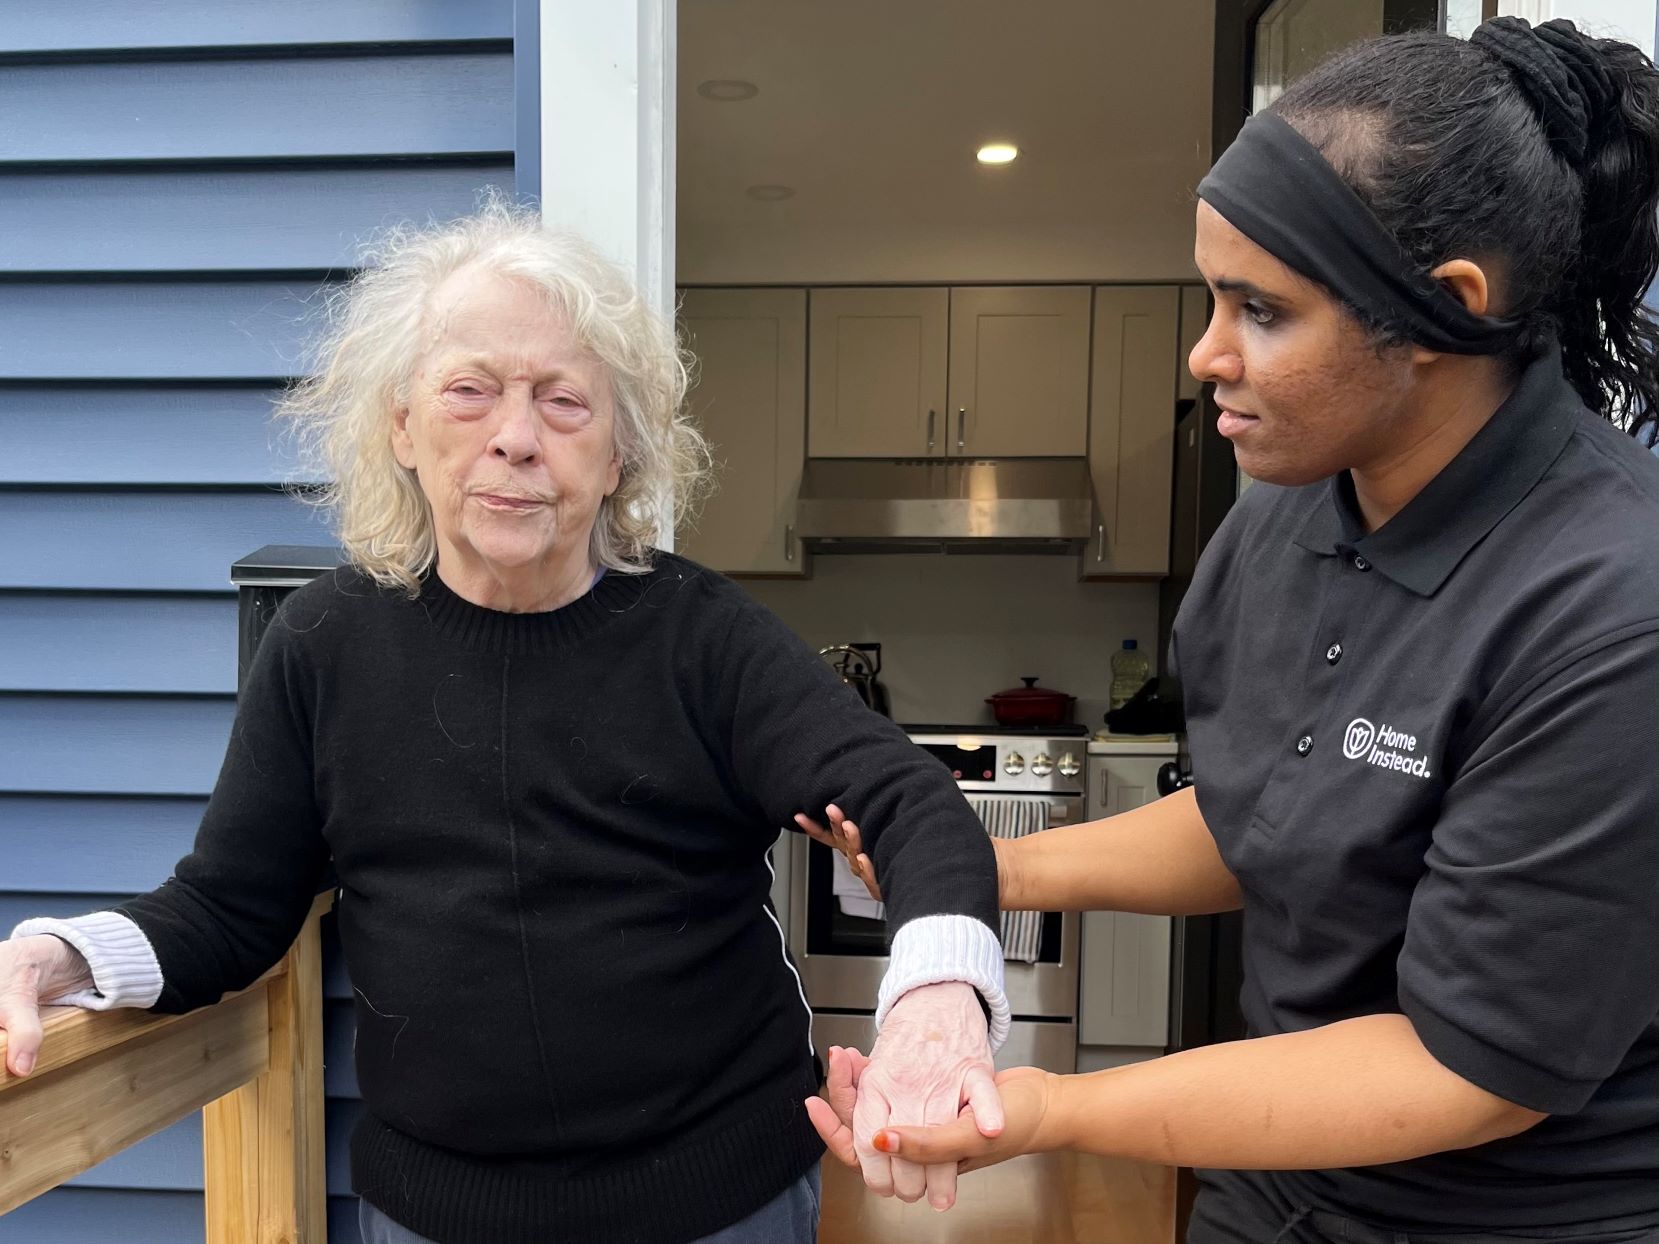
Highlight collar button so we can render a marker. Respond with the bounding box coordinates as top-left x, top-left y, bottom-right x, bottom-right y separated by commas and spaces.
1352, 554, 1372, 572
